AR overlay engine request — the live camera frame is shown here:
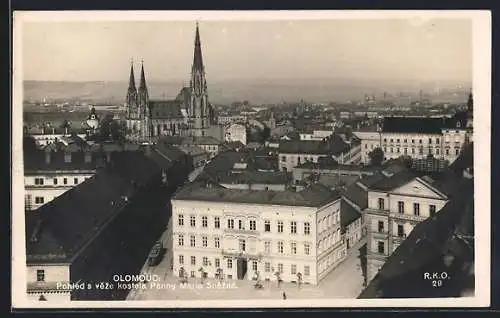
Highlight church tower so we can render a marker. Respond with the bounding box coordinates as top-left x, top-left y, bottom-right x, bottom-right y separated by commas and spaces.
138, 61, 151, 141
125, 60, 138, 117
189, 22, 210, 136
